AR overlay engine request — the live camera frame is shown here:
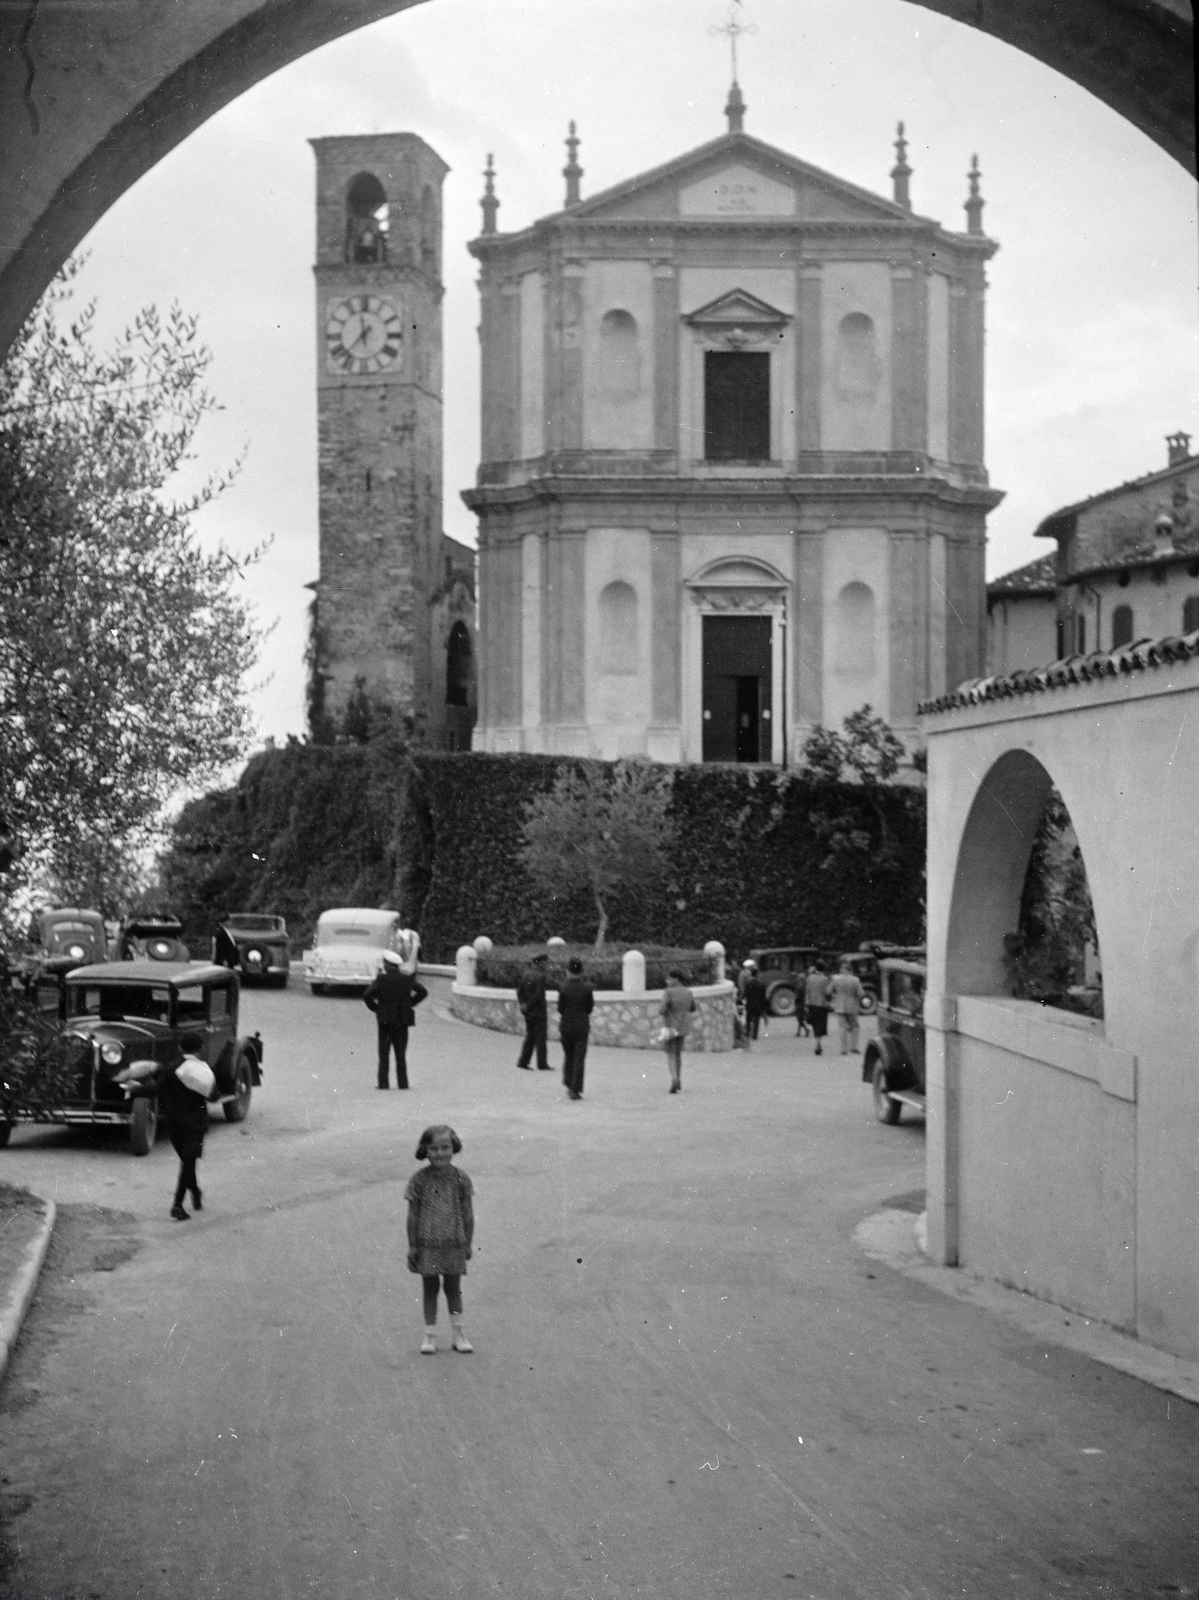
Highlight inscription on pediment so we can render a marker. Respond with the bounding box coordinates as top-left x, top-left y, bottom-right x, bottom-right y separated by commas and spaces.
679, 164, 796, 218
